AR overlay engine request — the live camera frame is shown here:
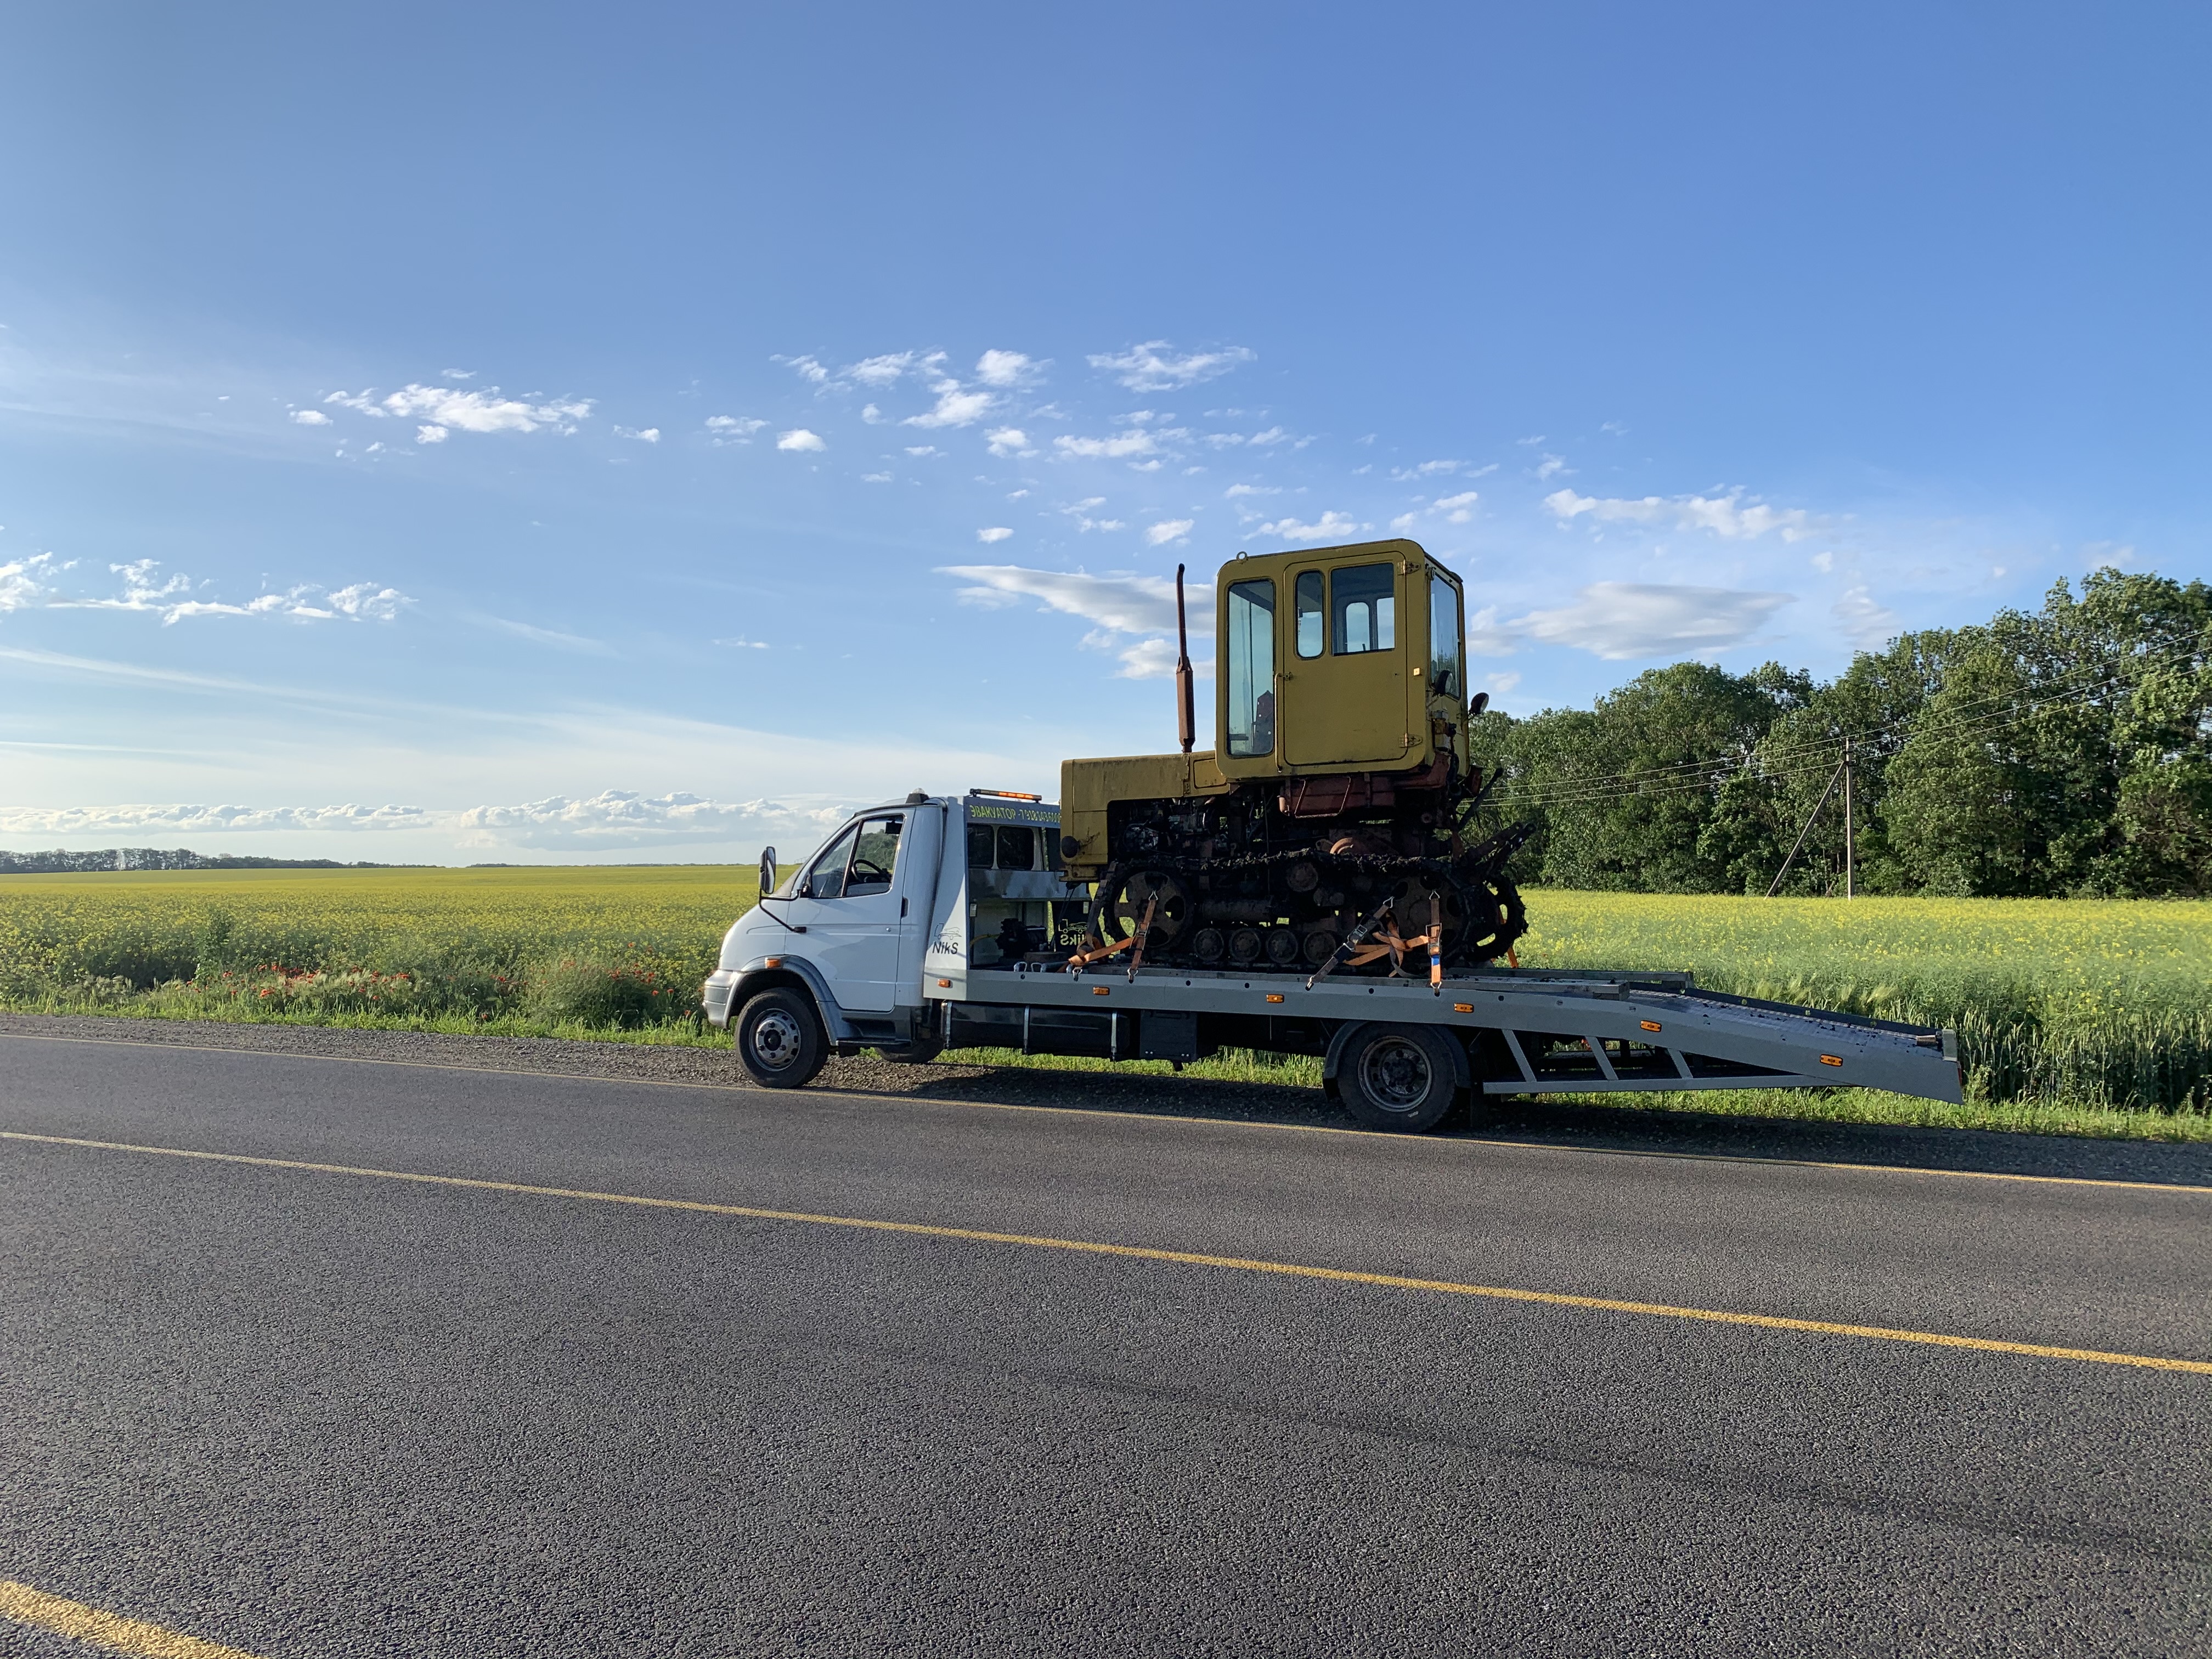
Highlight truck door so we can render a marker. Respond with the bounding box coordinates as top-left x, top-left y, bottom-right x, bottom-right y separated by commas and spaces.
1282, 558, 1411, 768
783, 811, 908, 1013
